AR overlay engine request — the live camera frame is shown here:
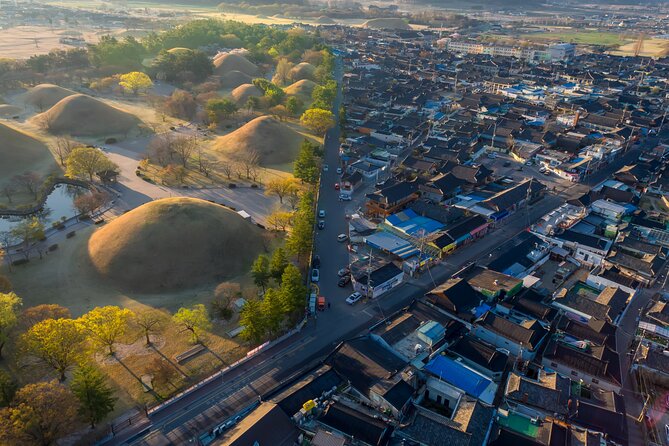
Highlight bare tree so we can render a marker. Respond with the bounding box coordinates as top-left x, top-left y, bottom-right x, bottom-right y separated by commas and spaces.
237, 150, 260, 180
148, 133, 177, 167
133, 309, 167, 346
171, 136, 197, 168
194, 148, 218, 178
220, 162, 233, 180
52, 137, 77, 166
12, 171, 41, 199
2, 185, 16, 204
